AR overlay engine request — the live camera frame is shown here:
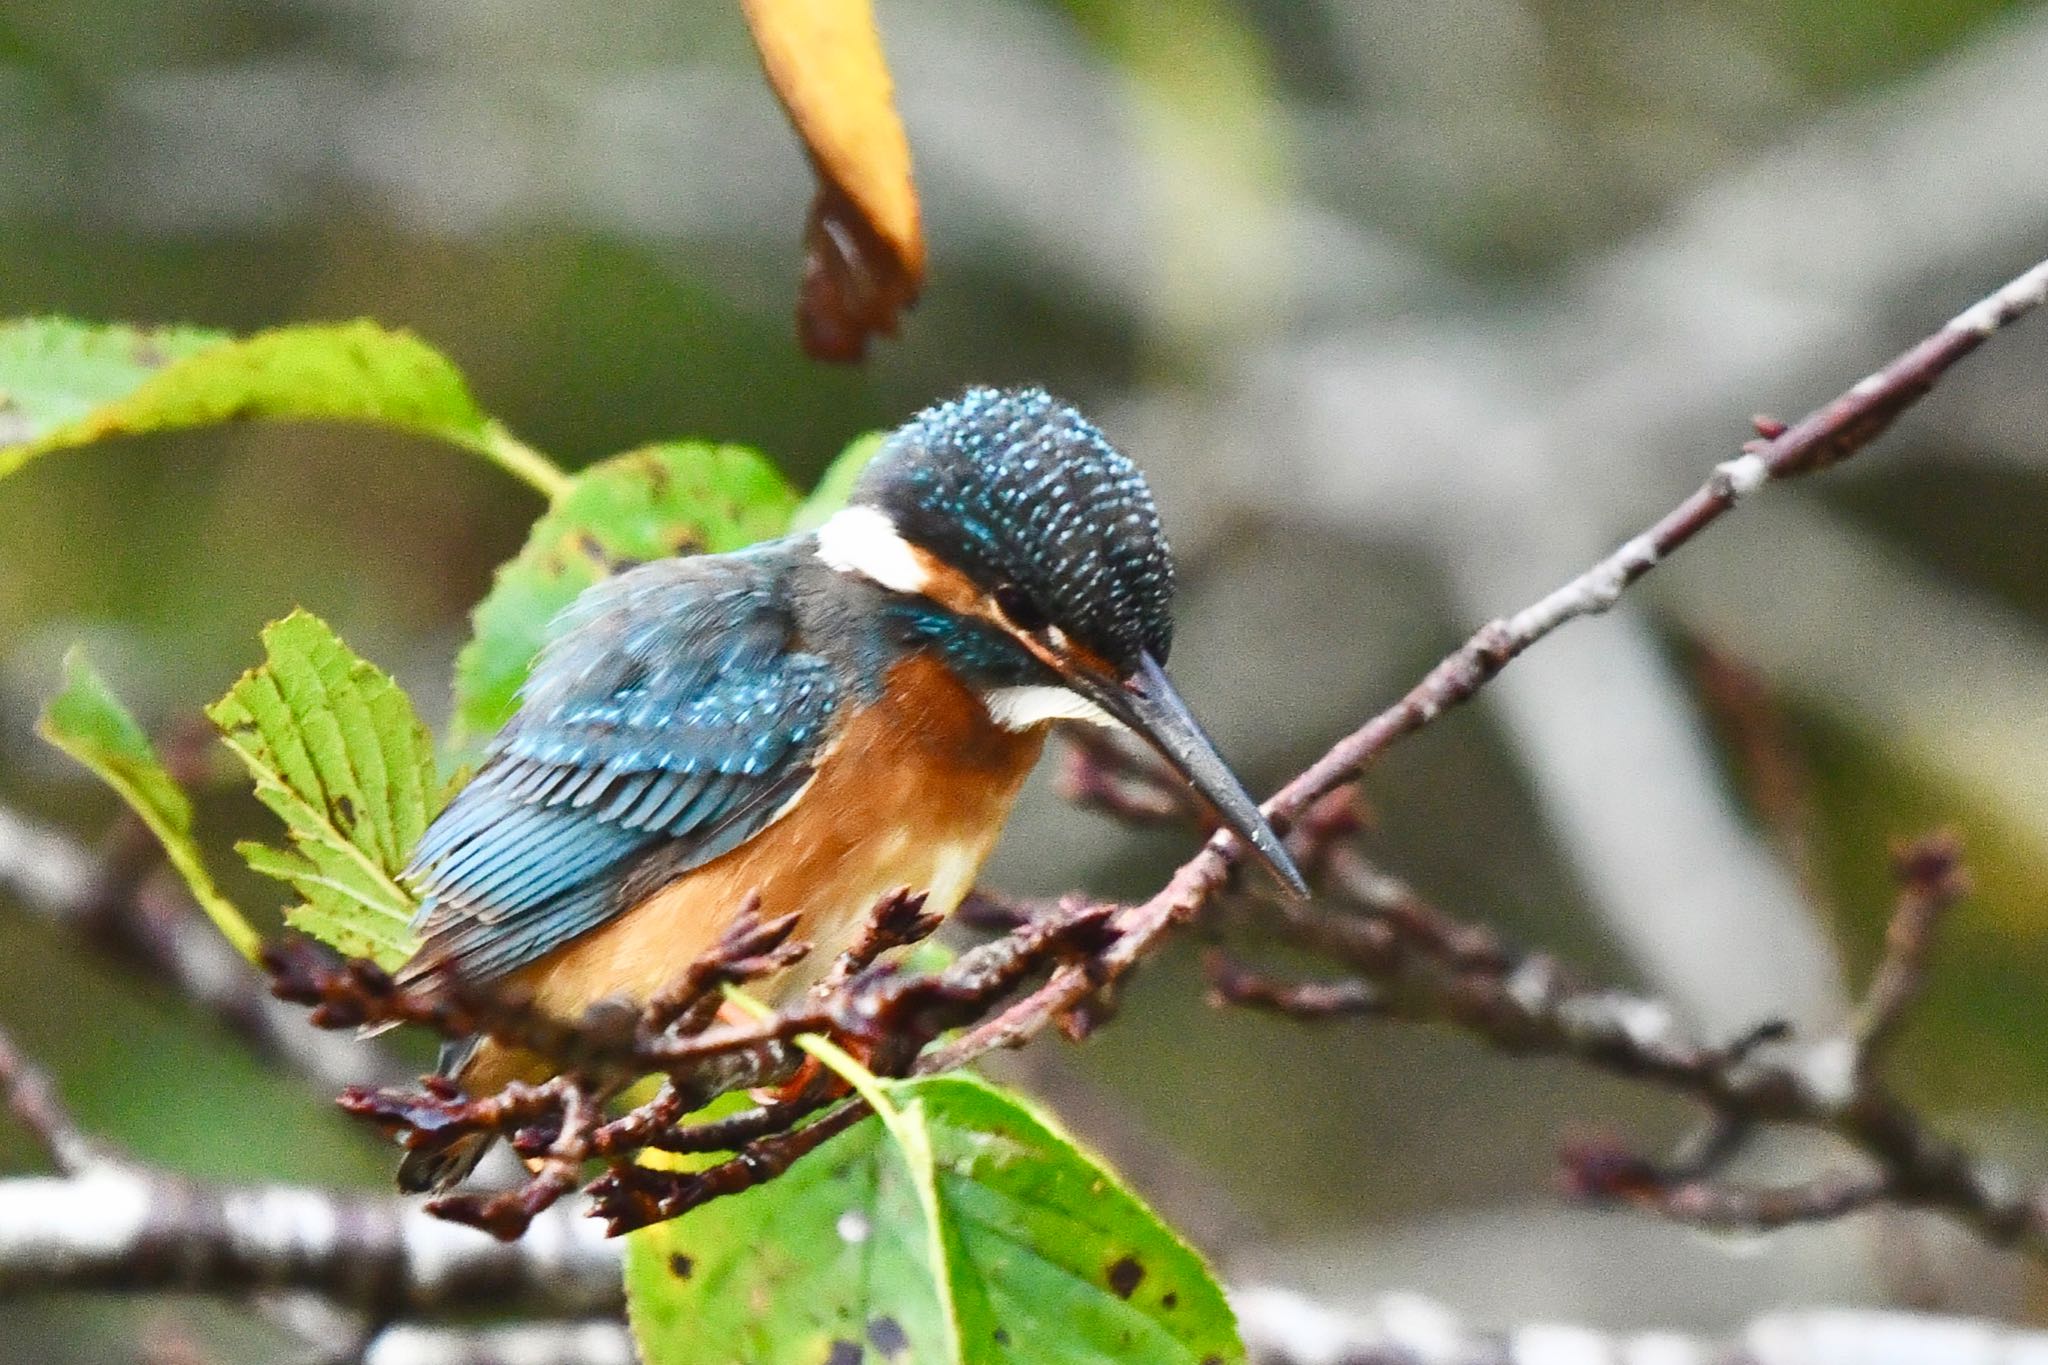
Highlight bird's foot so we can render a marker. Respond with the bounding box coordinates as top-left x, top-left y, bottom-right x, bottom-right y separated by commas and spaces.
749, 1055, 826, 1107
708, 999, 877, 1106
